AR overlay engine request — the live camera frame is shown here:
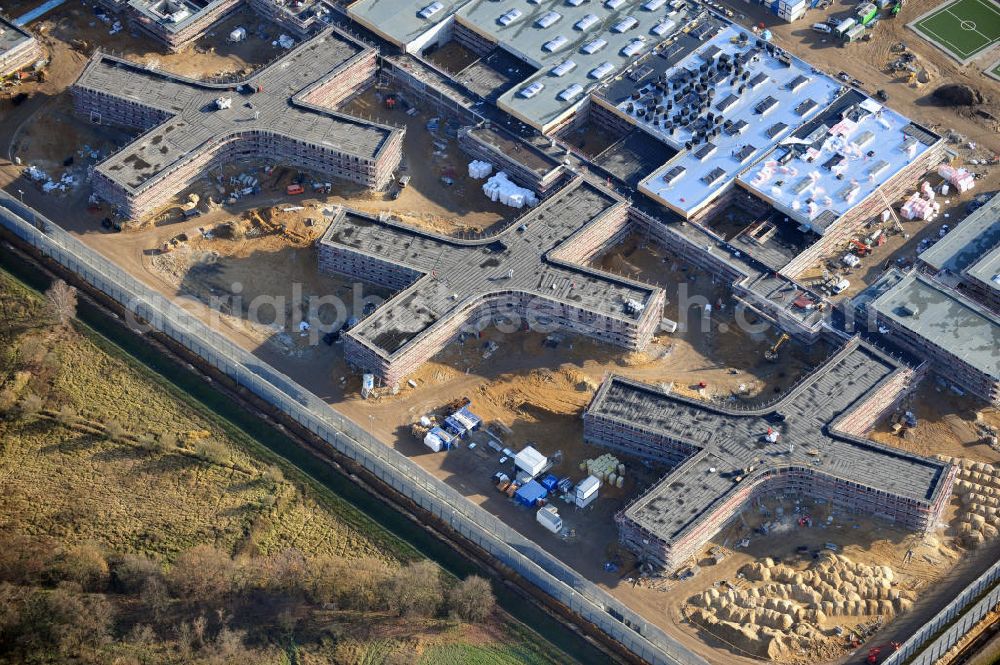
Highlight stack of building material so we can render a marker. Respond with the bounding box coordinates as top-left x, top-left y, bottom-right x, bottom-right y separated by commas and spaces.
581, 453, 621, 481
937, 165, 976, 193
900, 191, 940, 221
468, 160, 493, 179
483, 172, 538, 208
